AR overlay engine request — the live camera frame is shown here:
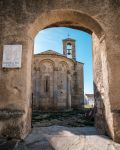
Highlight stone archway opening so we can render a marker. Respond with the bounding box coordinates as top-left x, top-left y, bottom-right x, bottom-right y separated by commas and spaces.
32, 26, 94, 128
0, 8, 118, 143
26, 10, 113, 141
